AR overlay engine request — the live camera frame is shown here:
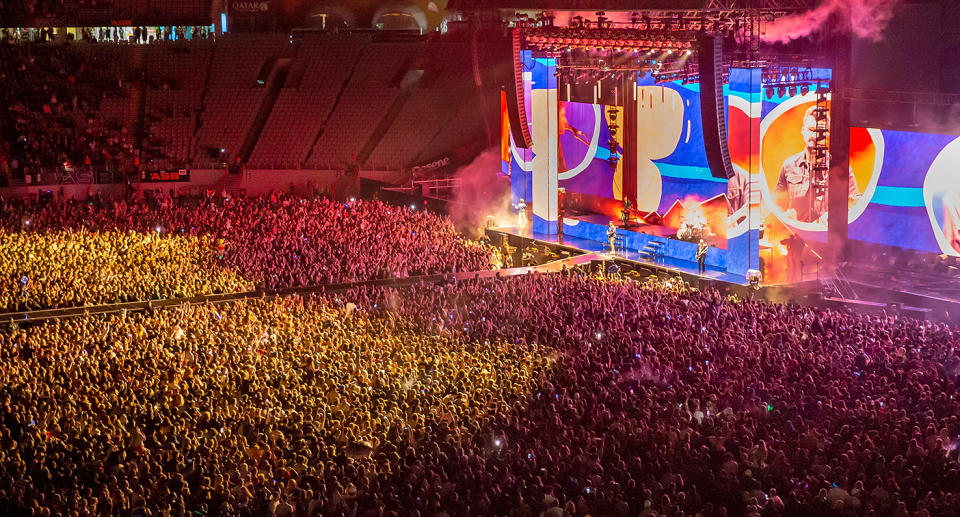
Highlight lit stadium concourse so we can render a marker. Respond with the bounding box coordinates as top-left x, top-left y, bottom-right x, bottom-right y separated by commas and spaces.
7, 1, 960, 516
